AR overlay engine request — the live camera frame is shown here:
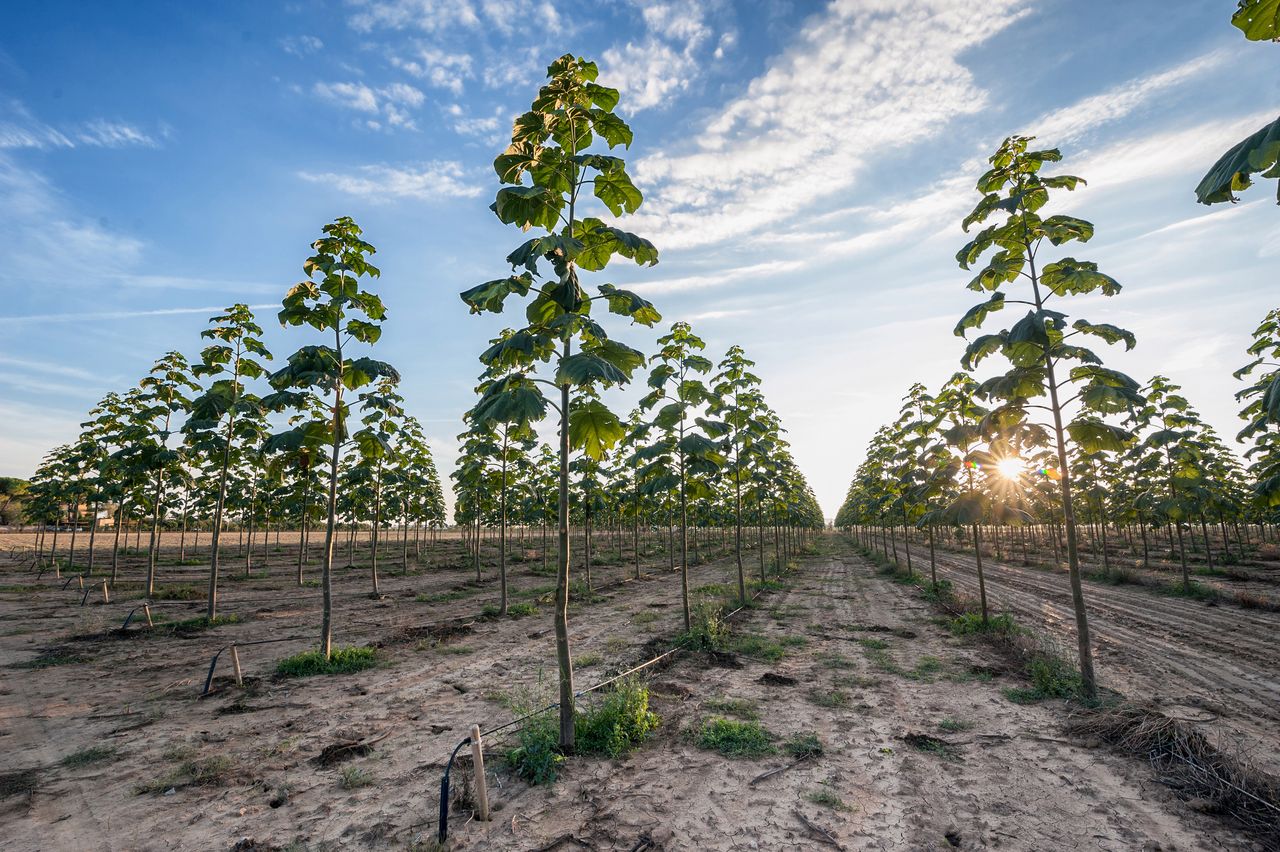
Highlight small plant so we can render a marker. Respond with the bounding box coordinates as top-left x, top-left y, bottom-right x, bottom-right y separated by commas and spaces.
505, 712, 564, 785
784, 732, 824, 759
11, 651, 89, 669
938, 718, 972, 733
682, 600, 728, 650
858, 637, 889, 650
1157, 580, 1221, 603
276, 646, 377, 678
696, 717, 775, 759
704, 696, 758, 720
816, 651, 856, 669
949, 612, 1019, 637
807, 688, 850, 709
575, 677, 660, 758
507, 602, 539, 618
61, 745, 120, 767
338, 765, 374, 789
574, 652, 603, 668
806, 787, 849, 811
416, 589, 470, 603
137, 755, 235, 794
